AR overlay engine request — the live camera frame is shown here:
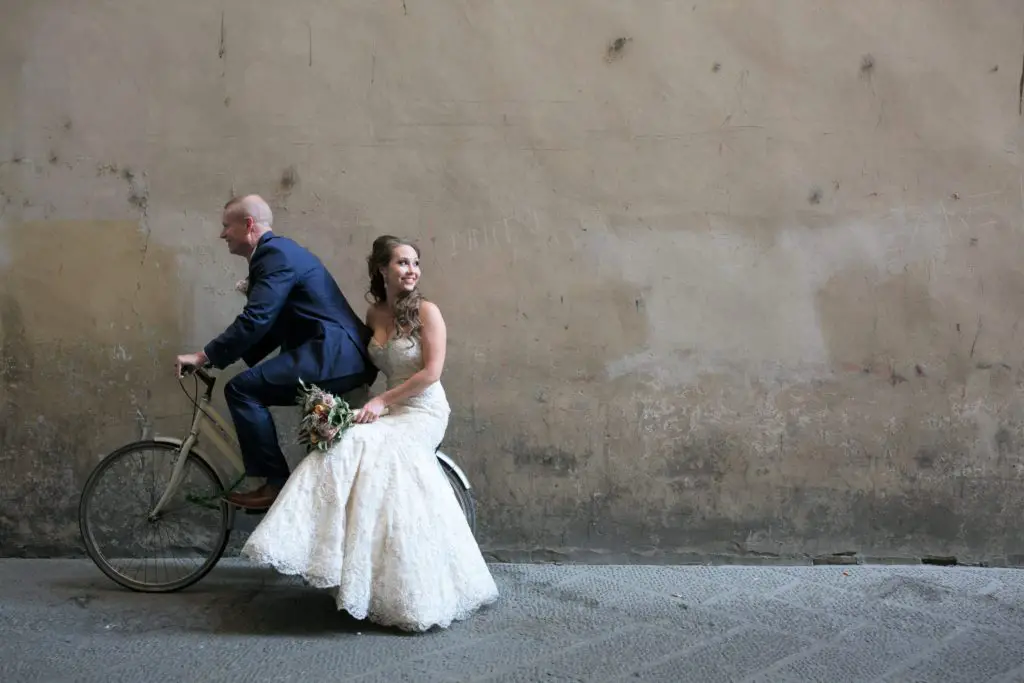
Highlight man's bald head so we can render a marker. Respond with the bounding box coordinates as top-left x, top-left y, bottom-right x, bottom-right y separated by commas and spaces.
220, 194, 274, 258
224, 194, 273, 229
